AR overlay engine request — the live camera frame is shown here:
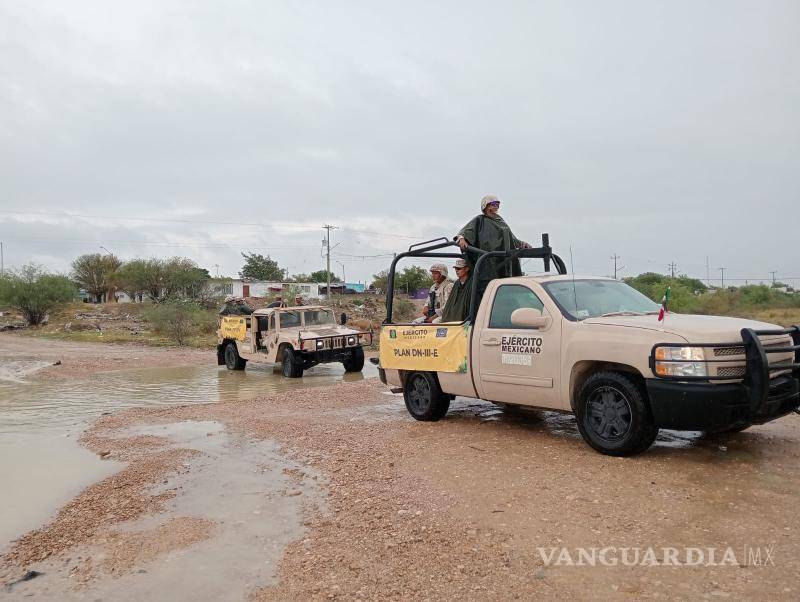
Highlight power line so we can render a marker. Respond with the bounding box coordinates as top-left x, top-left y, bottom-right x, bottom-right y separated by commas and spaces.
0, 236, 319, 250
0, 210, 429, 241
